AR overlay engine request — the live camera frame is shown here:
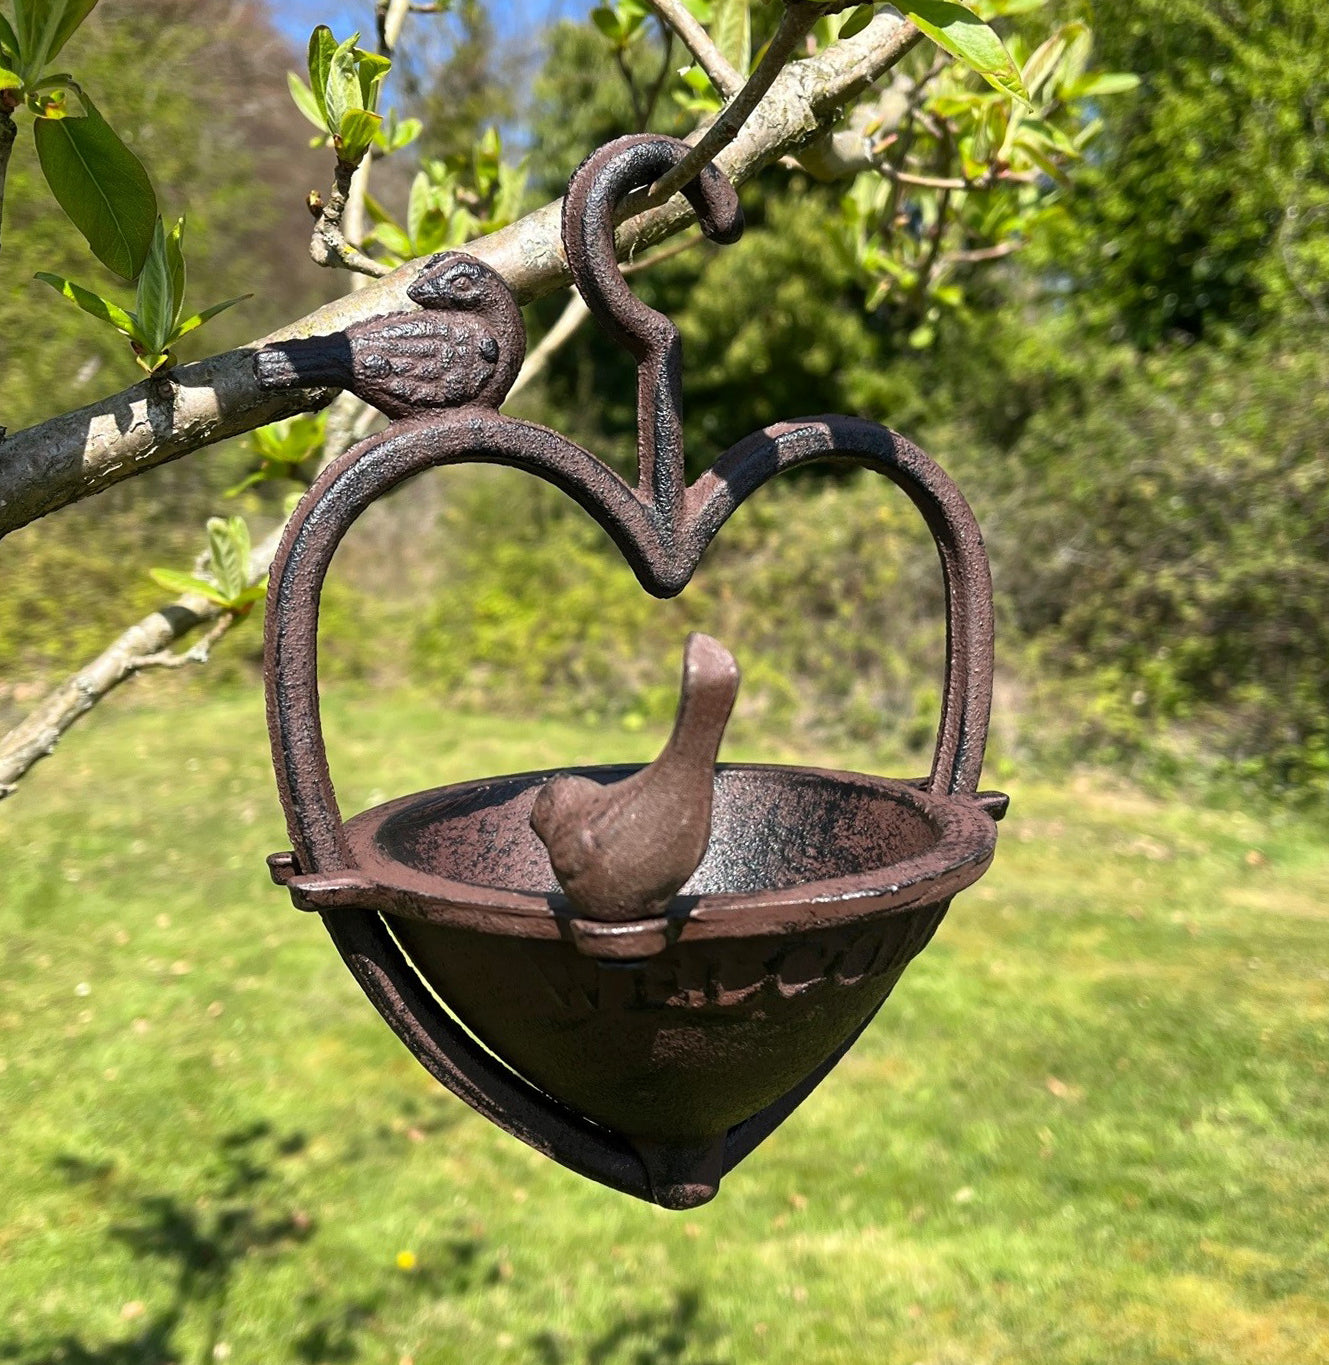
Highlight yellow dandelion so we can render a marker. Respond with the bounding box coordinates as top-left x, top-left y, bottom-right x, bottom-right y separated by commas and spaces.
395, 1250, 417, 1271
